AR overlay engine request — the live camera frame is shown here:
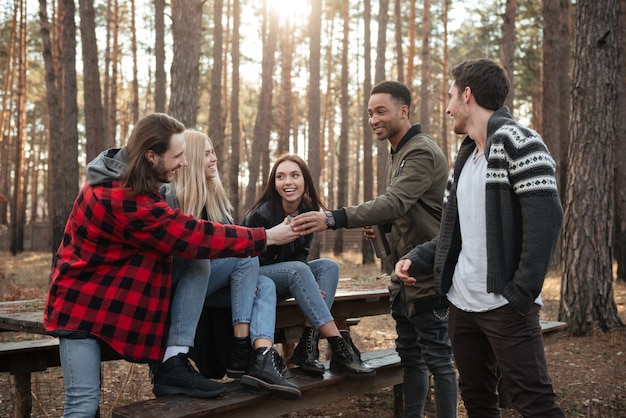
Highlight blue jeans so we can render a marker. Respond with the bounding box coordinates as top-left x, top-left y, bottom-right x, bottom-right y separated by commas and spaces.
206, 257, 276, 342
169, 257, 211, 347
392, 296, 458, 418
59, 337, 102, 417
259, 258, 339, 329
171, 256, 277, 344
